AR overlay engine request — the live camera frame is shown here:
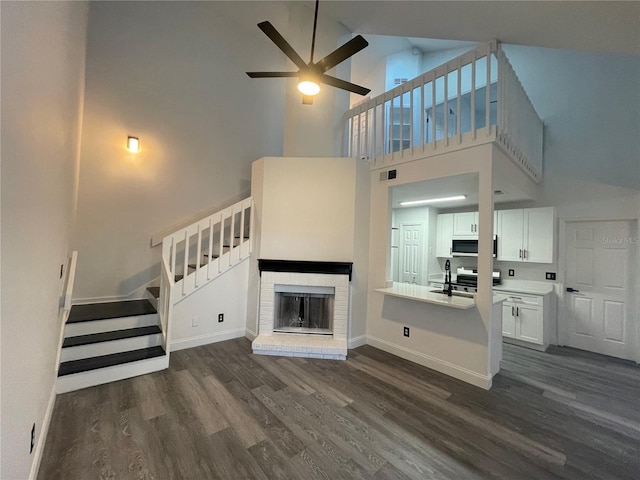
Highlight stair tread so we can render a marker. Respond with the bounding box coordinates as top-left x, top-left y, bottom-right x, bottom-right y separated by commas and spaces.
62, 325, 161, 348
187, 263, 208, 269
146, 286, 160, 299
68, 299, 157, 324
58, 346, 165, 377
